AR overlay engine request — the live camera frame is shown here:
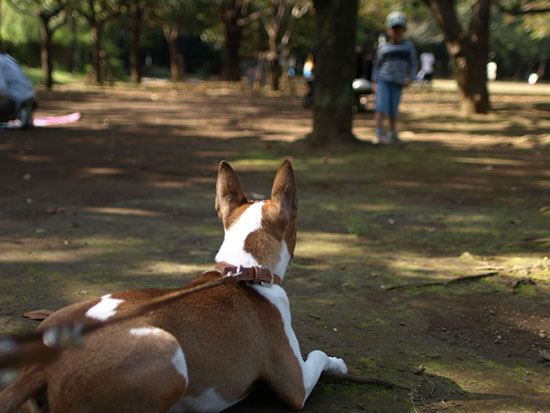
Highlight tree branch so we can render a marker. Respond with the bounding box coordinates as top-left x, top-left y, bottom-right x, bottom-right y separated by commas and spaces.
237, 9, 265, 26
385, 272, 499, 291
497, 1, 550, 14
